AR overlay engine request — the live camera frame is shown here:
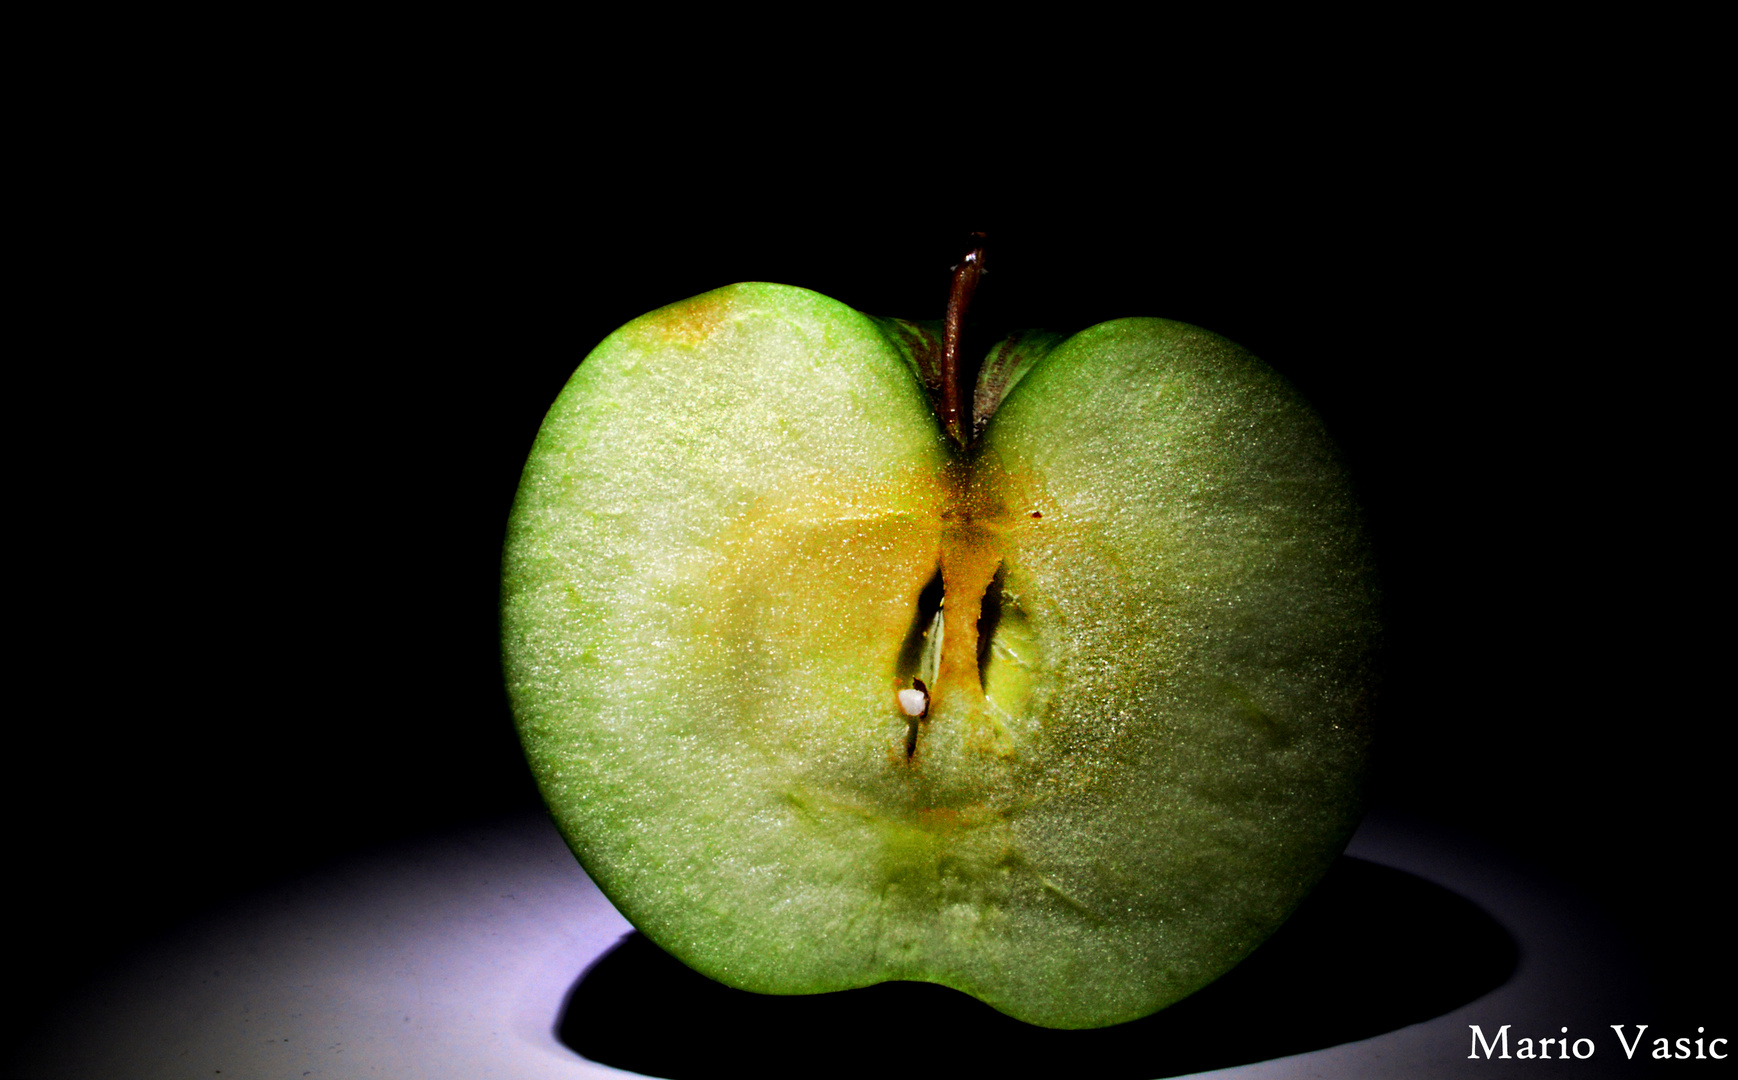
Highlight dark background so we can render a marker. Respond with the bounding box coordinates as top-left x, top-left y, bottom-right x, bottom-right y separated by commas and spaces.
13, 115, 1727, 1055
